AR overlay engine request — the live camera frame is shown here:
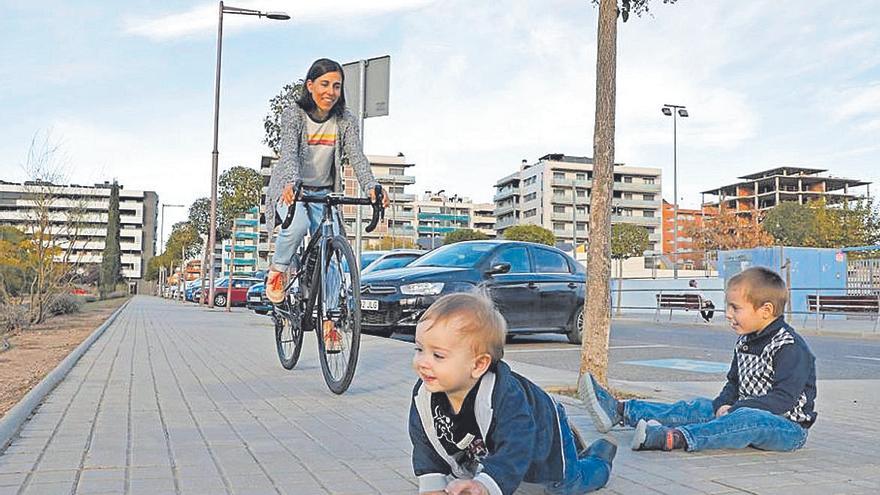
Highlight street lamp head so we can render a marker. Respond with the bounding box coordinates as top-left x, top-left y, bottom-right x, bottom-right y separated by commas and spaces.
264, 11, 290, 20
661, 107, 673, 116
678, 108, 689, 117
